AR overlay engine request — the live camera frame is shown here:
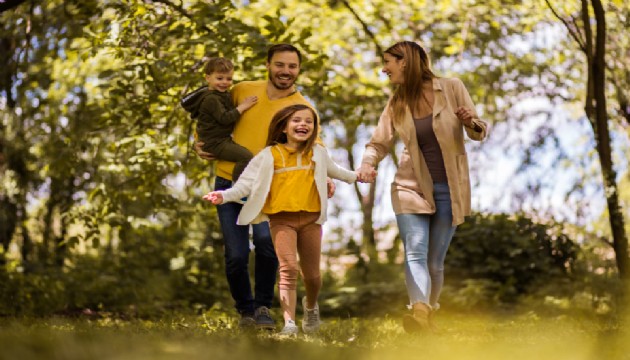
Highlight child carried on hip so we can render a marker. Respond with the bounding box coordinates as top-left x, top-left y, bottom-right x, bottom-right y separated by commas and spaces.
182, 57, 257, 182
